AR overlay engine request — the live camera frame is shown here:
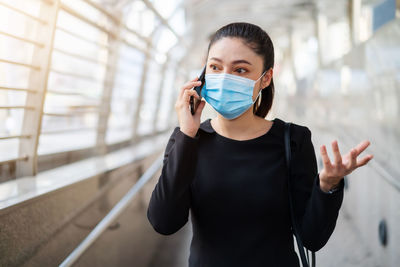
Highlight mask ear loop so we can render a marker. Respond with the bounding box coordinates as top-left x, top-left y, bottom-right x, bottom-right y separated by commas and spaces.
257, 87, 262, 106
256, 70, 267, 82
254, 70, 267, 105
